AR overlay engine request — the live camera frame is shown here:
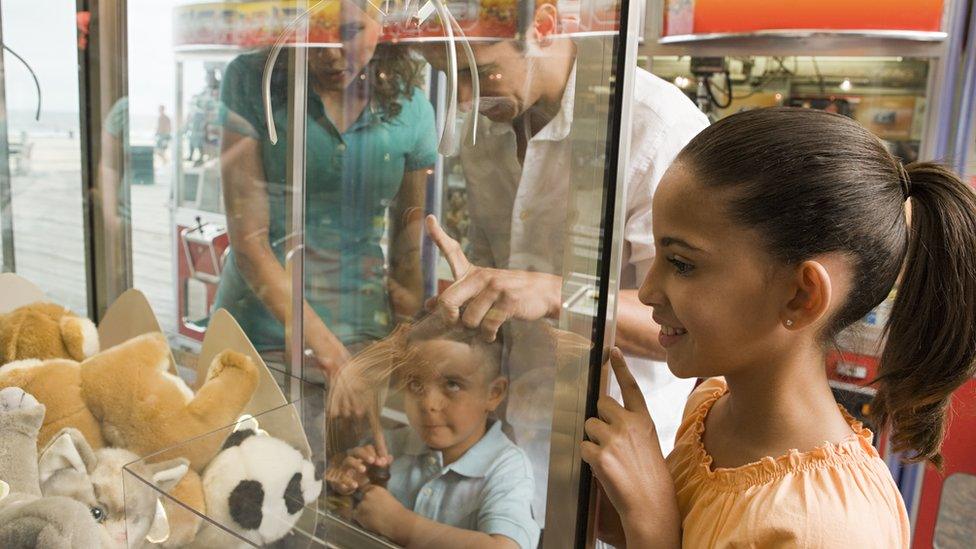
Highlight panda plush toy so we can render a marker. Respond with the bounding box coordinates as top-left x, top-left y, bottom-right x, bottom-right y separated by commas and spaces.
201, 416, 322, 546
